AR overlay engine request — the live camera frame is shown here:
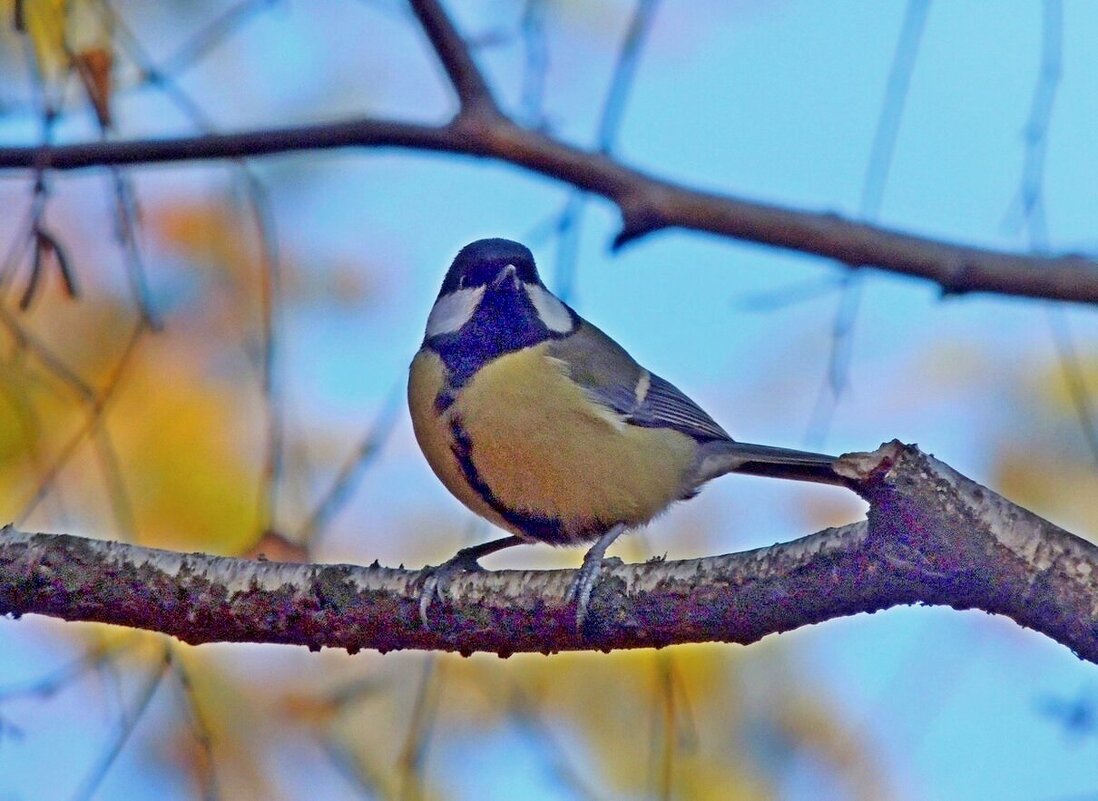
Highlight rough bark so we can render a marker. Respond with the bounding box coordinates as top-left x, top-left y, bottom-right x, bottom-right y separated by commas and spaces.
2, 442, 1095, 662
